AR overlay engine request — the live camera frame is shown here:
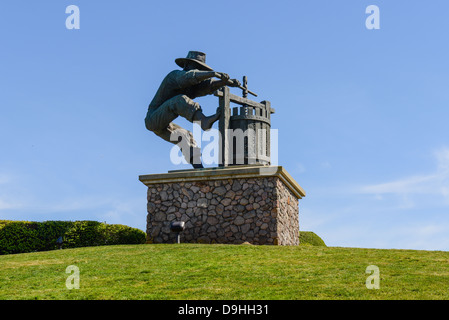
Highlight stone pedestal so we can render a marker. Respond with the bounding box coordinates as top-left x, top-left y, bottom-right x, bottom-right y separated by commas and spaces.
139, 165, 305, 245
